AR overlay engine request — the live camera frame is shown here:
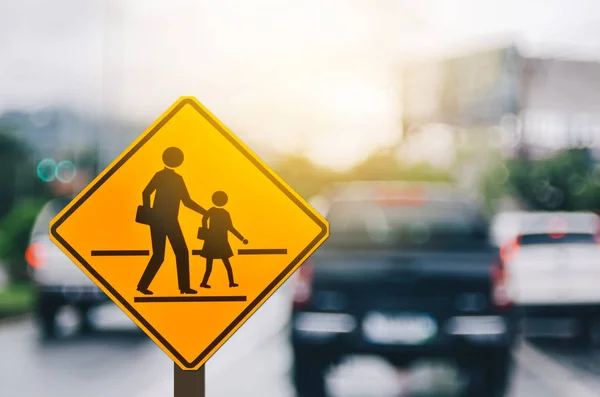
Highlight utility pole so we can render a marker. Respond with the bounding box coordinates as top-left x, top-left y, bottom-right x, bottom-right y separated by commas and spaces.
174, 364, 205, 397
